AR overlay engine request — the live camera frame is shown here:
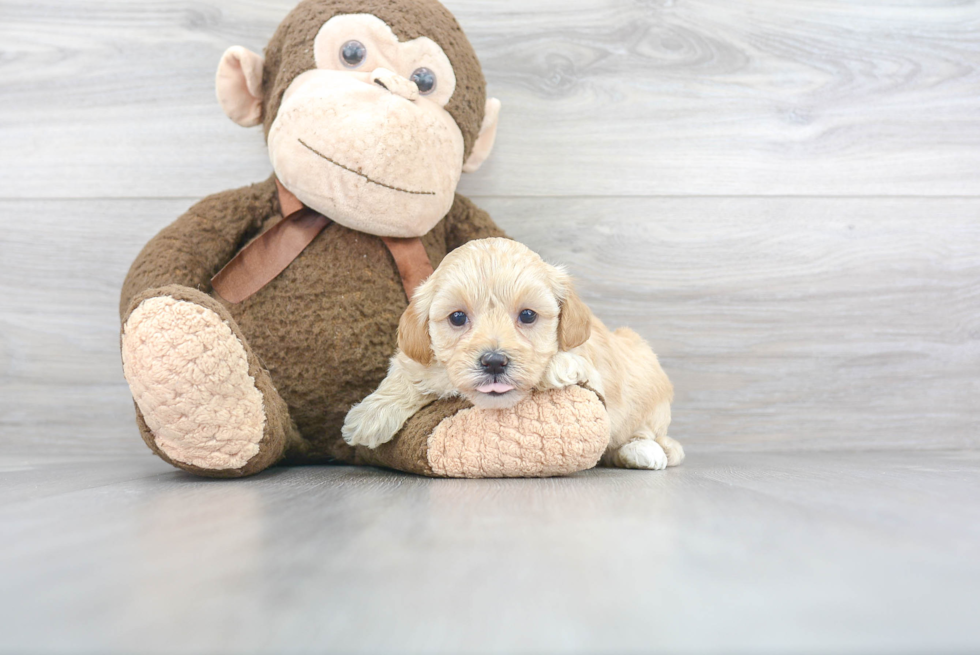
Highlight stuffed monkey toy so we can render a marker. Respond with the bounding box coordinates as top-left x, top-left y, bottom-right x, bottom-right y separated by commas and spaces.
119, 0, 609, 478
